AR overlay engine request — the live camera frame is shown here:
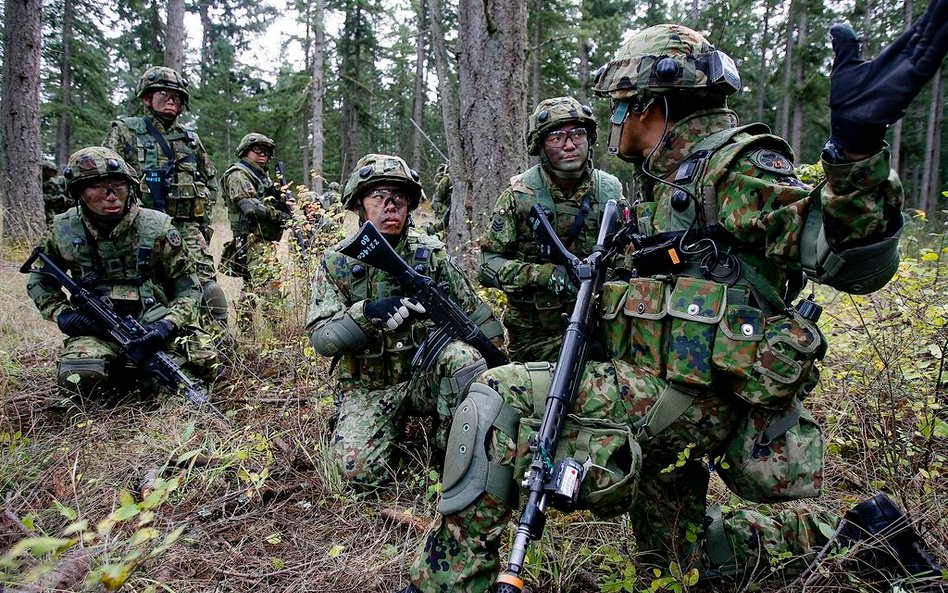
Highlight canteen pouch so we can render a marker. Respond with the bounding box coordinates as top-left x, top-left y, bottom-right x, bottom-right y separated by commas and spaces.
600, 281, 630, 360
665, 277, 726, 387
735, 311, 826, 408
514, 415, 642, 519
623, 277, 667, 376
711, 289, 766, 383
717, 398, 824, 502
